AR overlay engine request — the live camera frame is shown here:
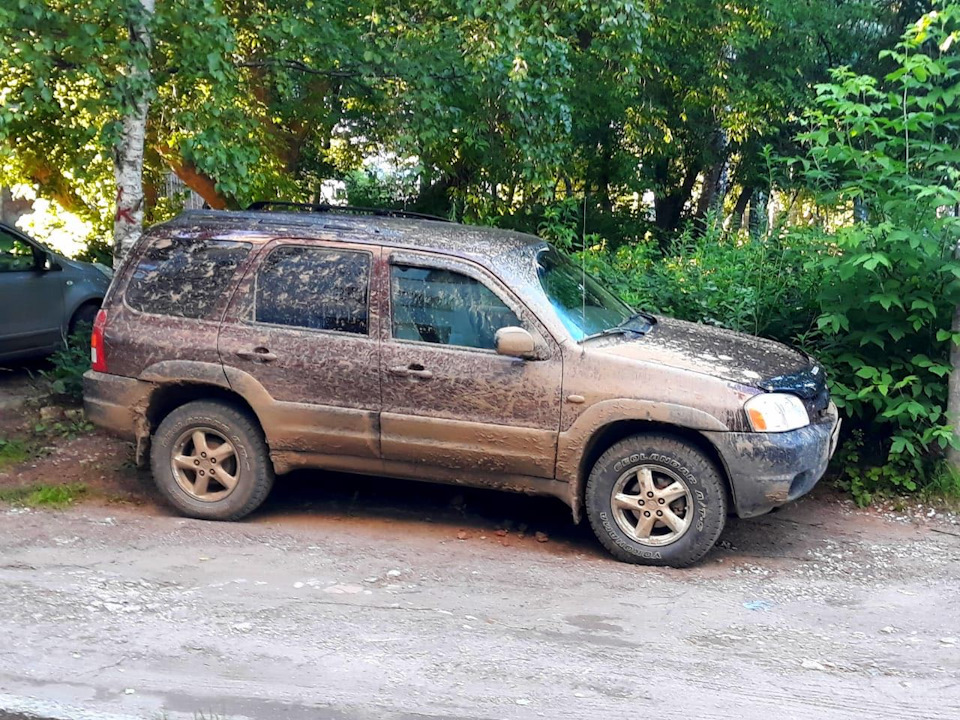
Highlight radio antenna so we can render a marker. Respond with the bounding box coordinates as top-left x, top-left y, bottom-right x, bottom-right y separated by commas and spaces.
582, 192, 587, 323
